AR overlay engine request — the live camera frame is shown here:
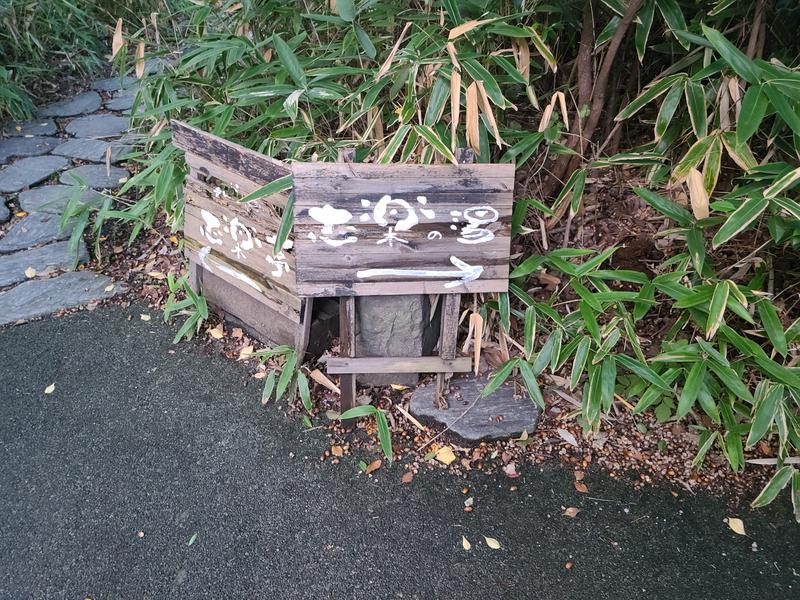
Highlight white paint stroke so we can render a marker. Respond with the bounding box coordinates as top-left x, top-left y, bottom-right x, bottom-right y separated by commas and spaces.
356, 255, 483, 289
